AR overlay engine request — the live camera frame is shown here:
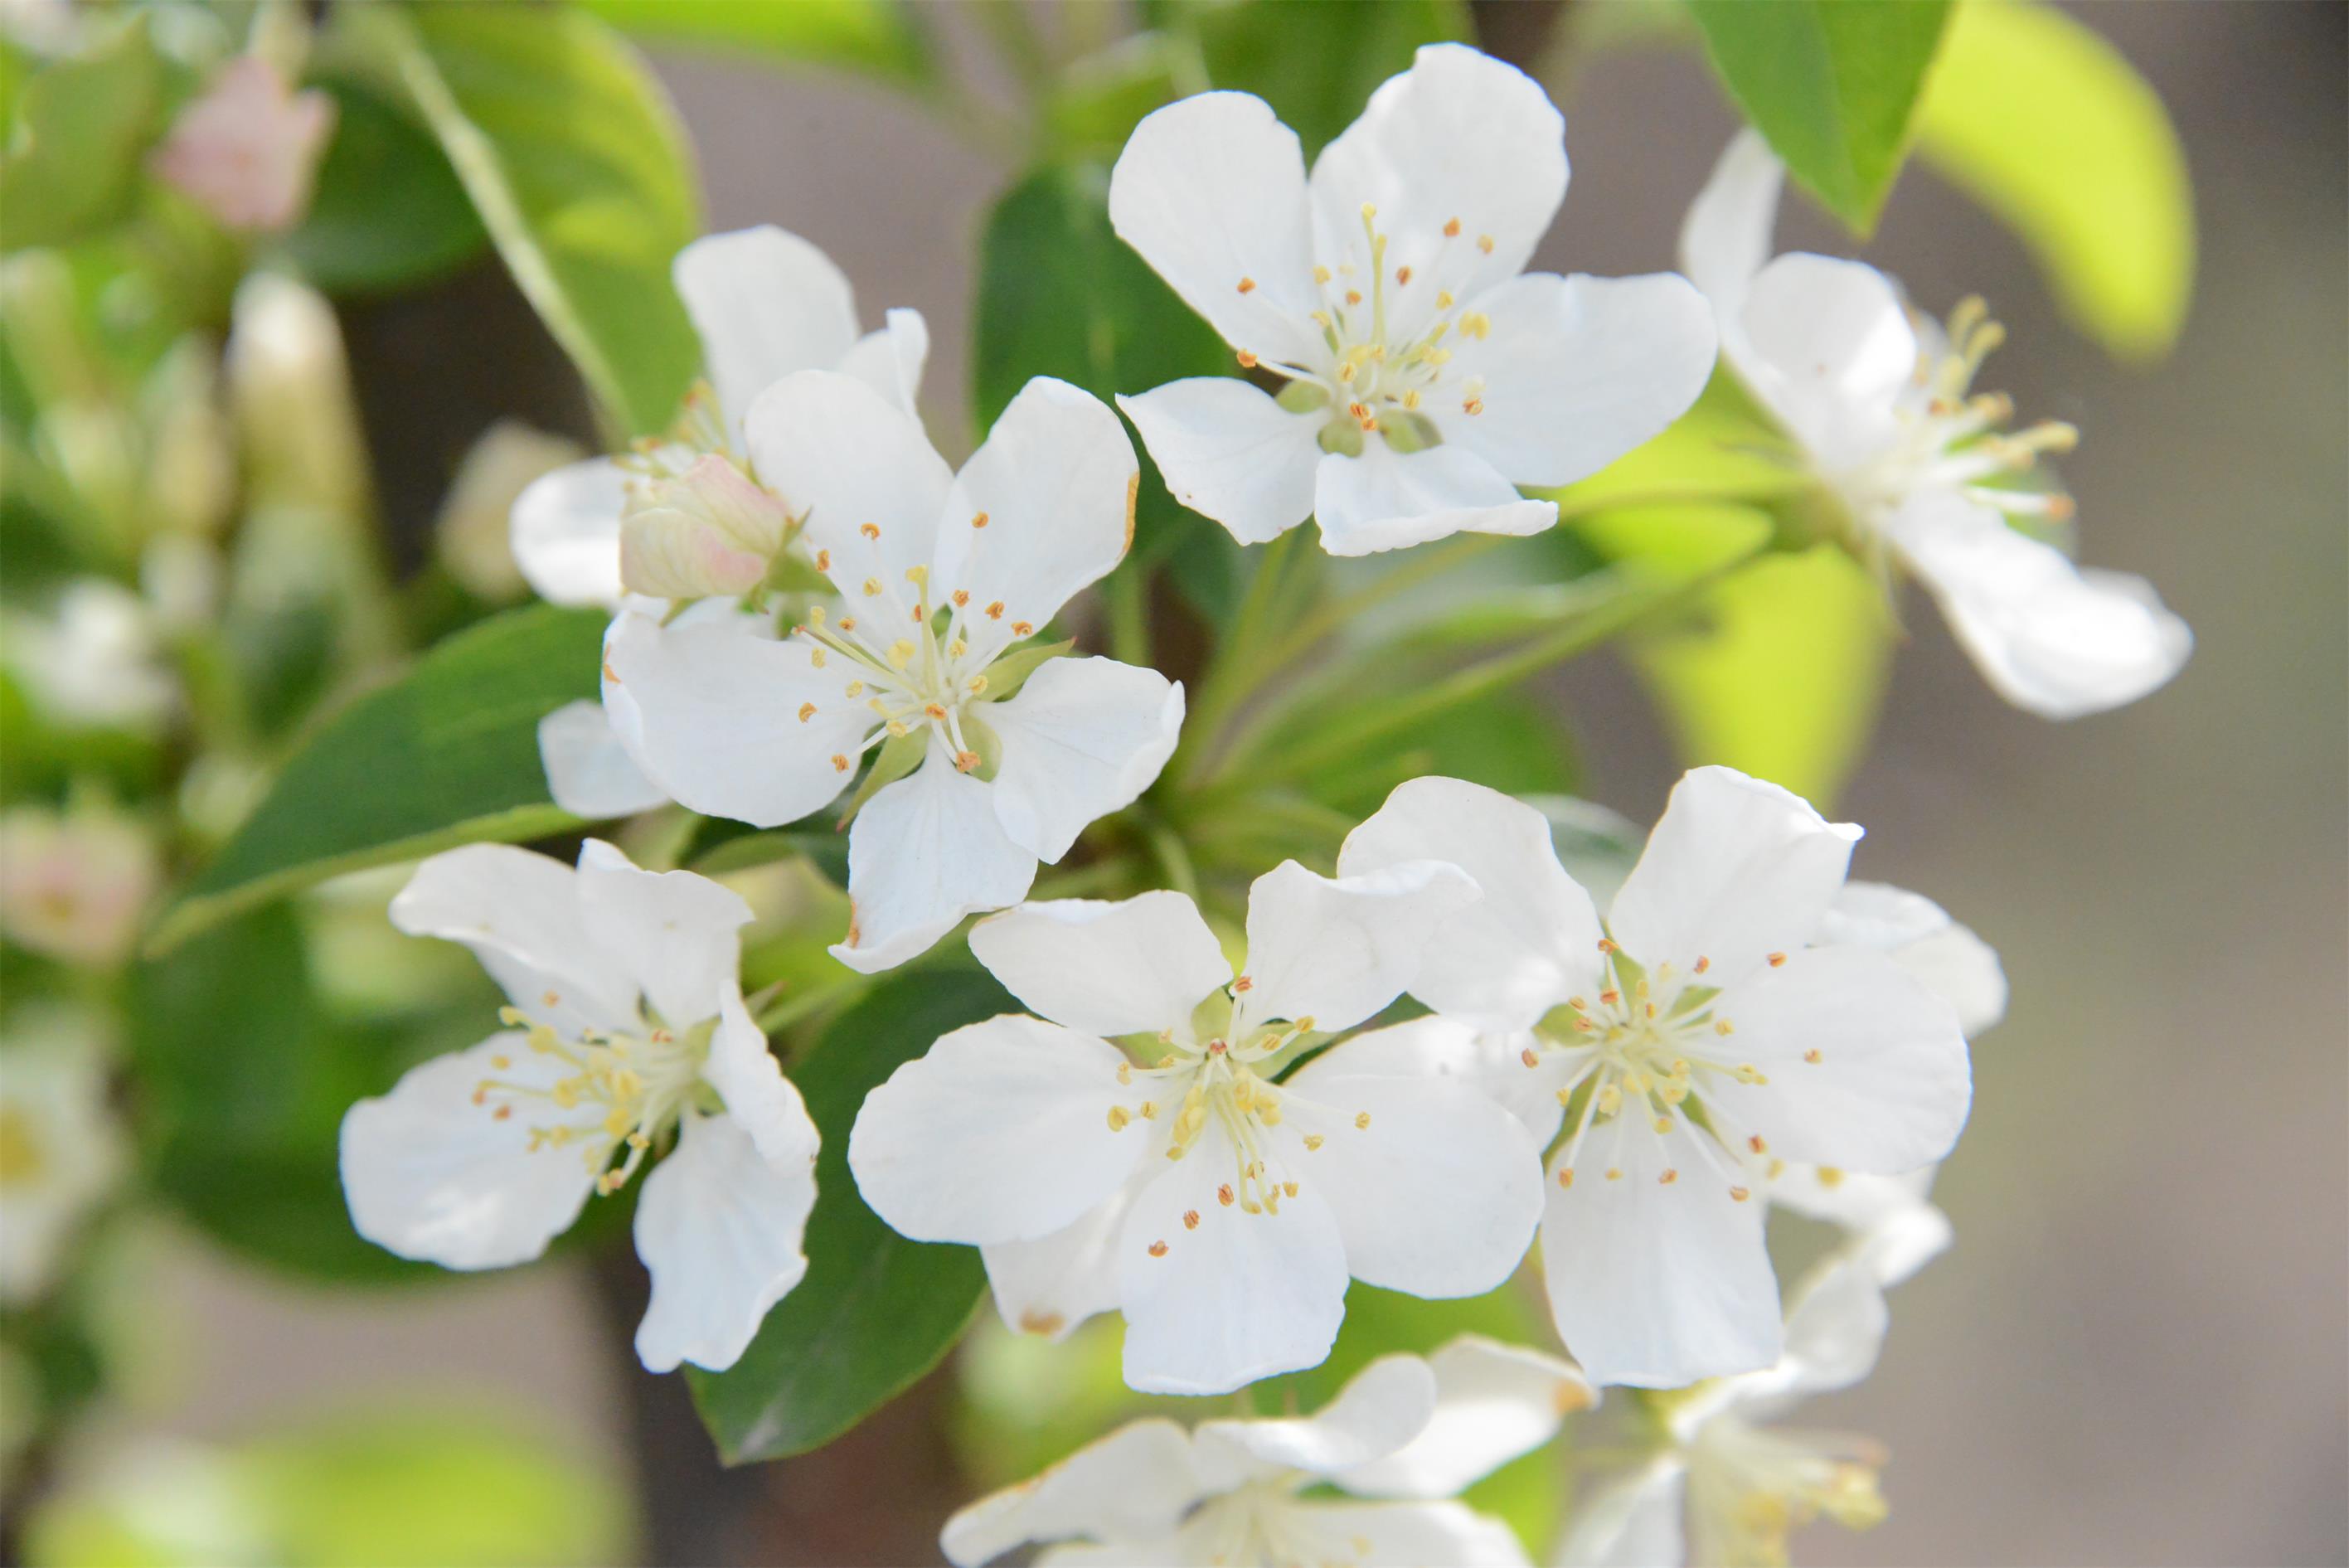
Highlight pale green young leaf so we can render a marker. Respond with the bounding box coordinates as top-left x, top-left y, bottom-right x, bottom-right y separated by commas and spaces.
1913, 0, 2194, 362
1685, 0, 1953, 233
0, 14, 164, 251
579, 0, 933, 88
148, 605, 607, 954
